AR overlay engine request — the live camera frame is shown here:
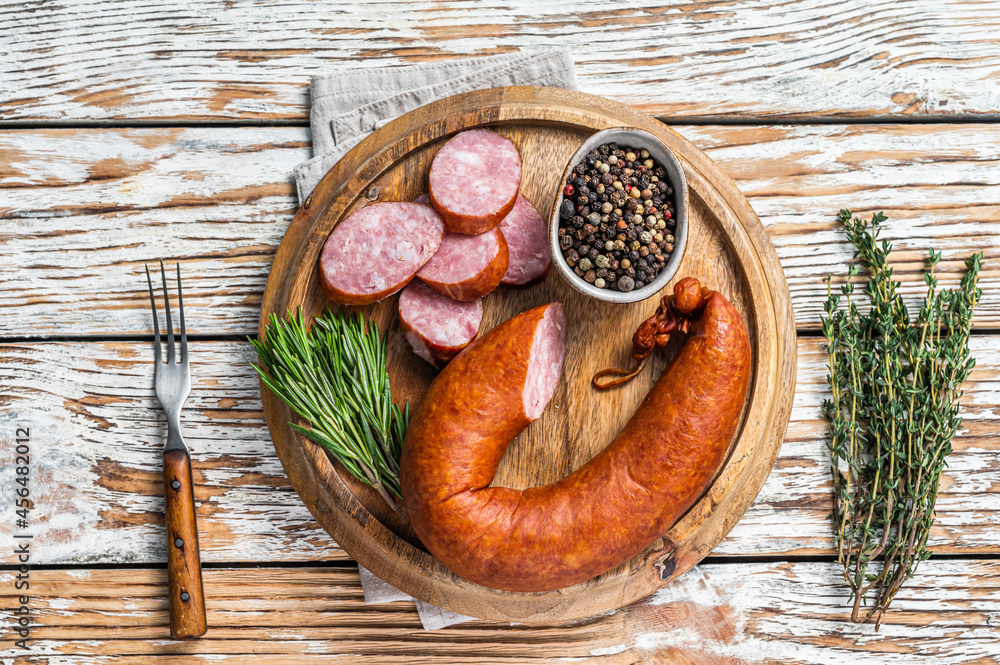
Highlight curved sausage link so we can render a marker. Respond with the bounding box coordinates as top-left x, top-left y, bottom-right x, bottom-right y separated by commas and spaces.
400, 278, 751, 592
